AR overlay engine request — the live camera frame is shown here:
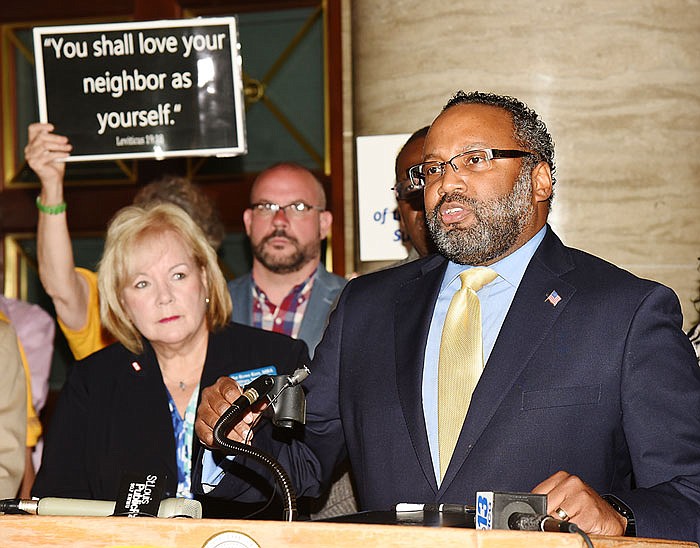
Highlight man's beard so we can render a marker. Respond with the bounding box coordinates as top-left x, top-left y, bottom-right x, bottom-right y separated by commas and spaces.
426, 170, 535, 265
252, 229, 318, 274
